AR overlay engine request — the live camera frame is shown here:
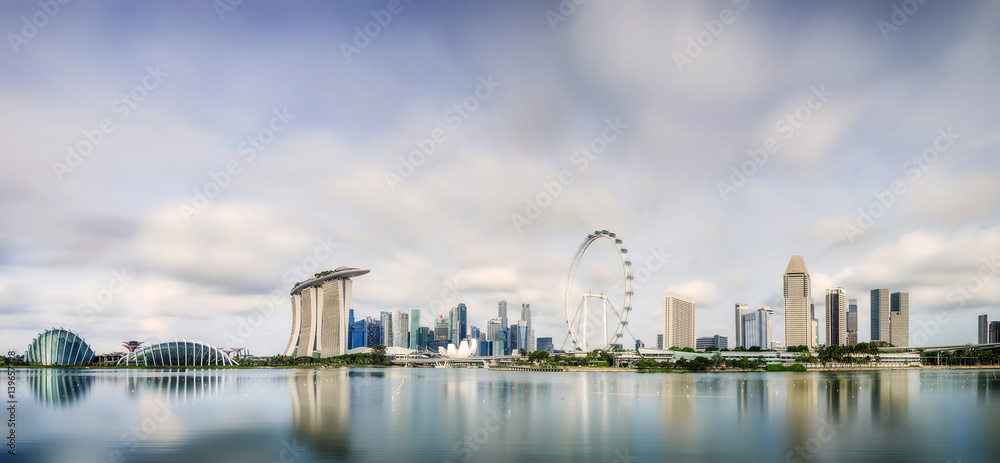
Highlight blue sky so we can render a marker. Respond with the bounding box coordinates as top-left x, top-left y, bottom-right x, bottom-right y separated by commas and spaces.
1, 0, 998, 355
